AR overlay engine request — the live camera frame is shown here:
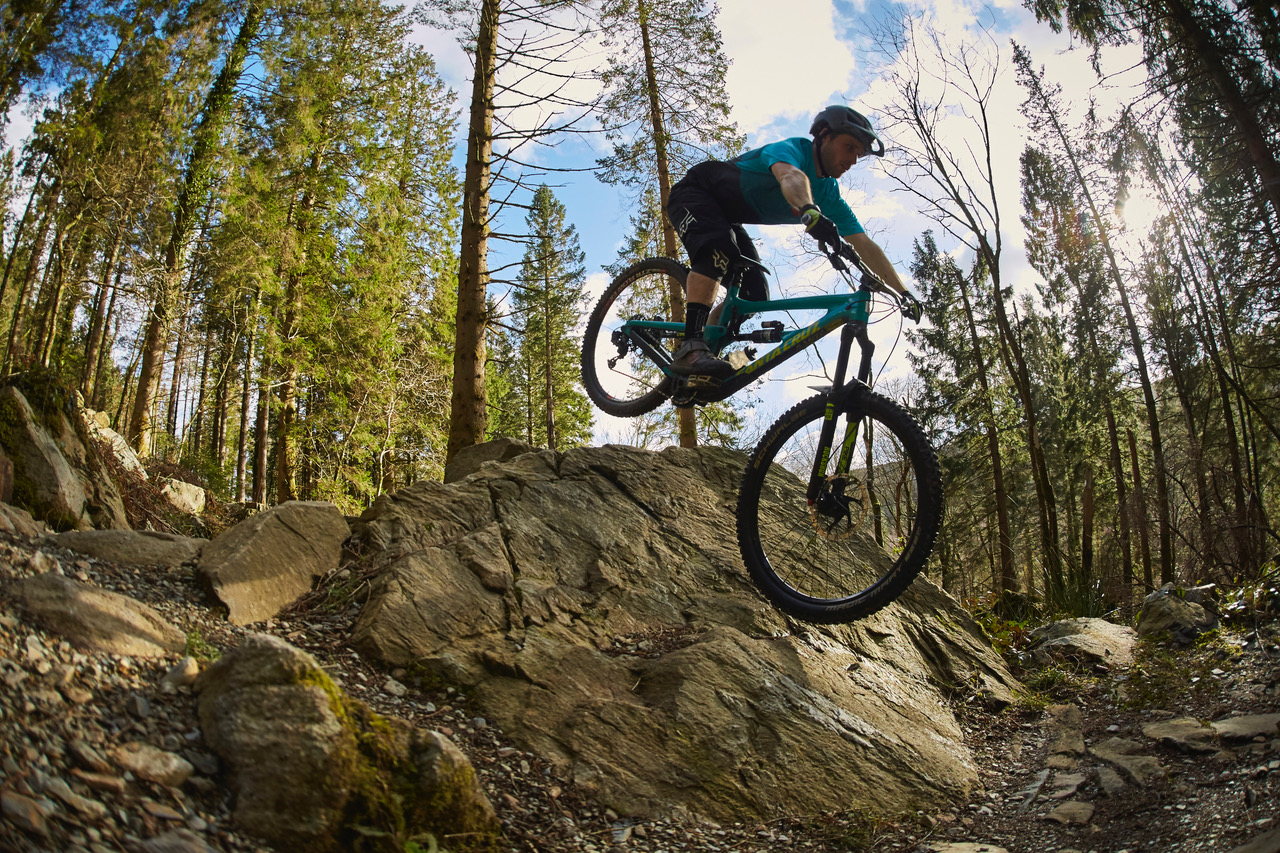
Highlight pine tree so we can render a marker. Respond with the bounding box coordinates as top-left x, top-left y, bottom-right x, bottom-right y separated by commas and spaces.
436, 0, 600, 462
594, 0, 741, 448
494, 185, 591, 450
909, 233, 1019, 599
